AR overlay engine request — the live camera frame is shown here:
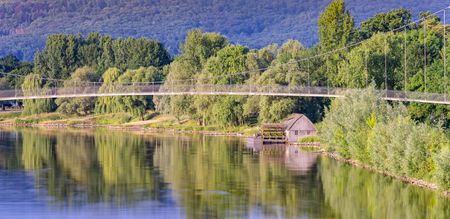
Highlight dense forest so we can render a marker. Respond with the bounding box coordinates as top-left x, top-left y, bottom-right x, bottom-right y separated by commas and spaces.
0, 0, 448, 60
